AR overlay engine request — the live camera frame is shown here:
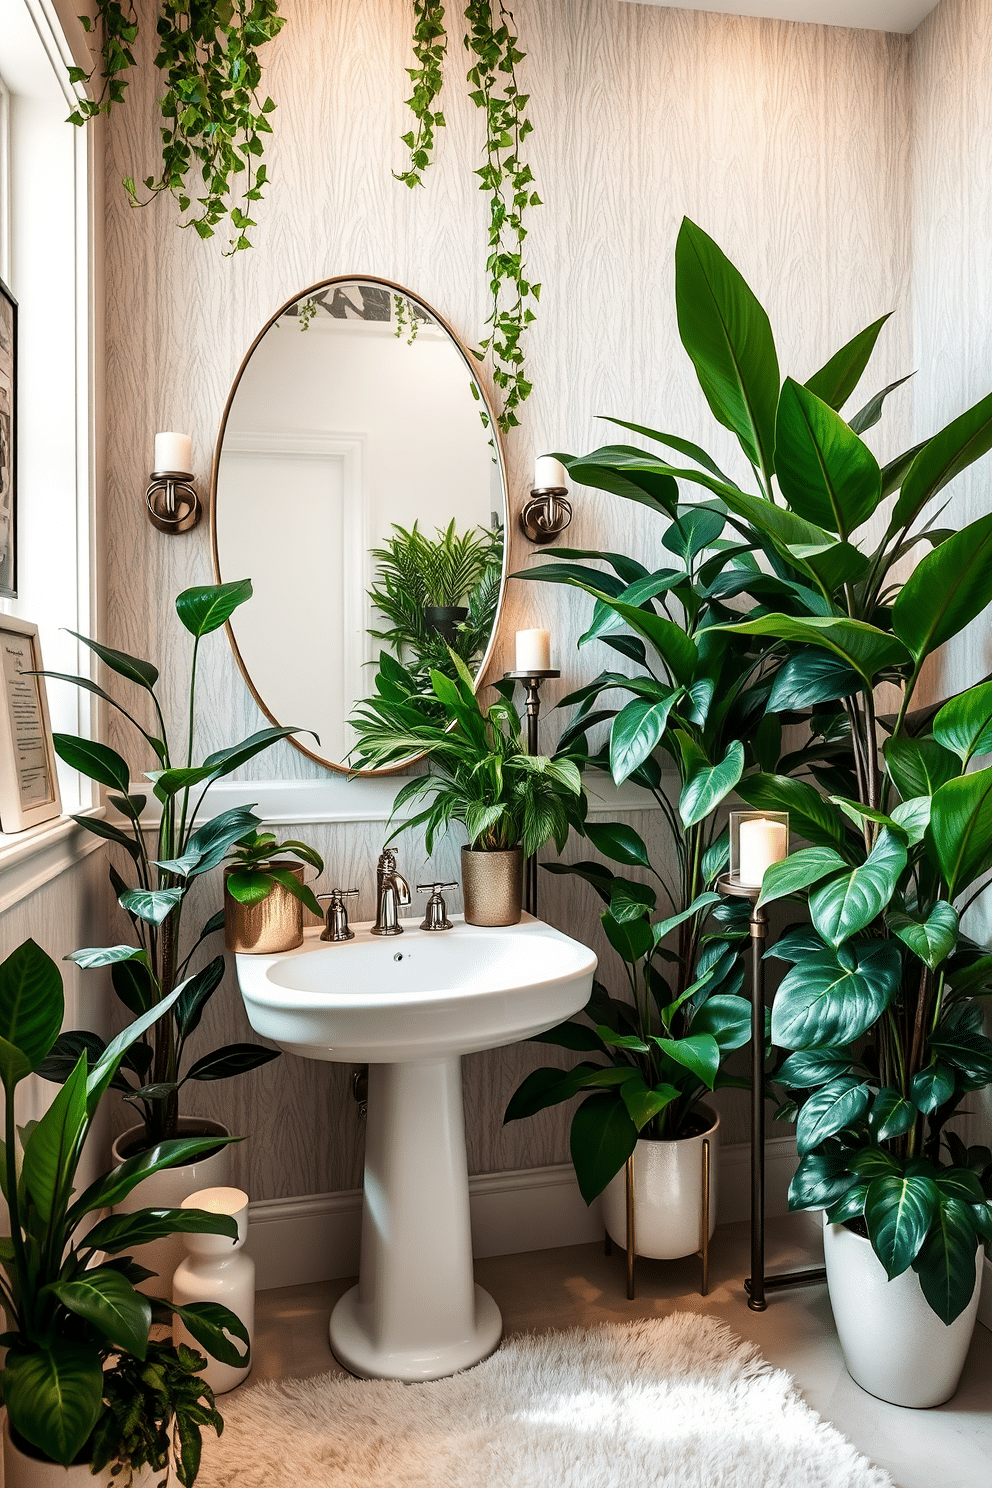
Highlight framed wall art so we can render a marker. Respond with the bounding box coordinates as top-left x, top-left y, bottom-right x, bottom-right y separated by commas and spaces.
0, 277, 16, 599
0, 616, 61, 833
